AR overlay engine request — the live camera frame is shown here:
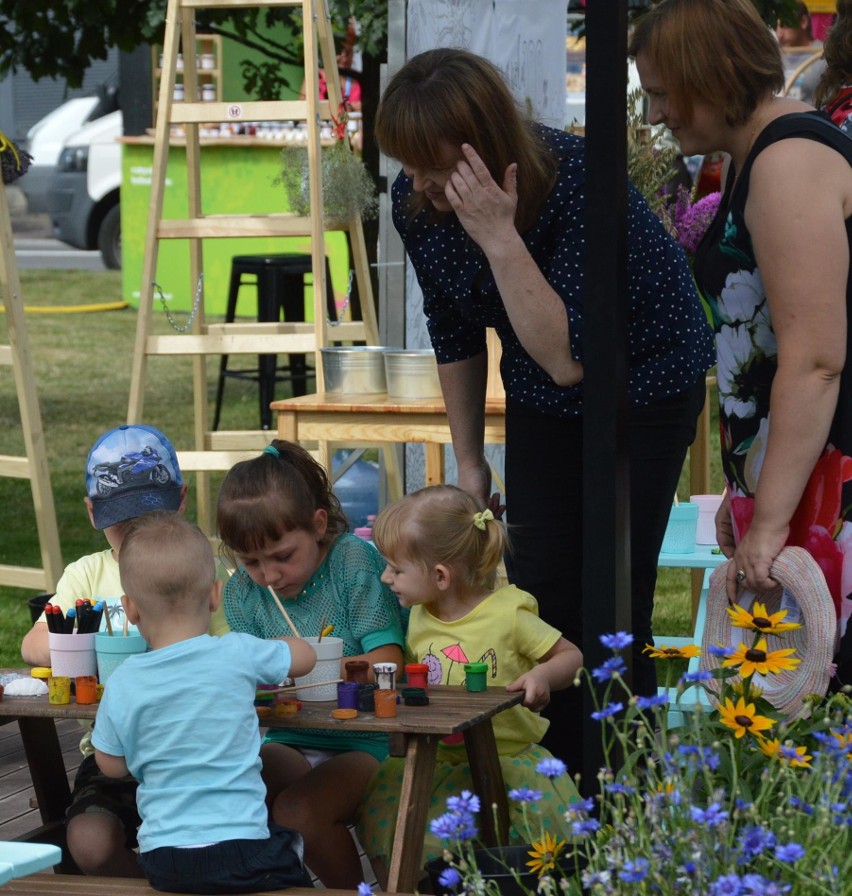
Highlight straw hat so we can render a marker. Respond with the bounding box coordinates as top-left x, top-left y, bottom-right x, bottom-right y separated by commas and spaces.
699, 546, 836, 720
